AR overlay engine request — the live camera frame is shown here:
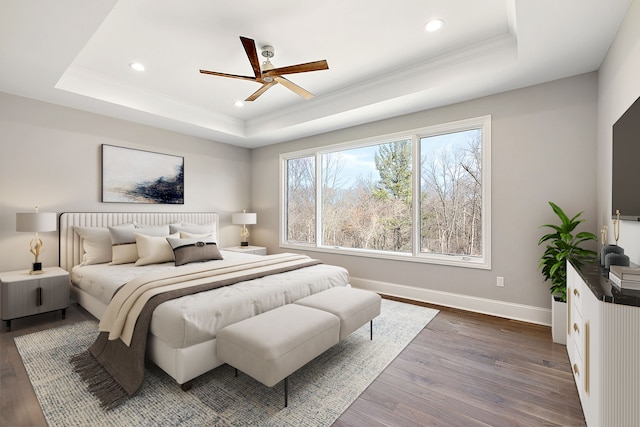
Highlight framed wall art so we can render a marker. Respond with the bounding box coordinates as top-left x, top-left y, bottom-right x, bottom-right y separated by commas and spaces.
102, 144, 184, 204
